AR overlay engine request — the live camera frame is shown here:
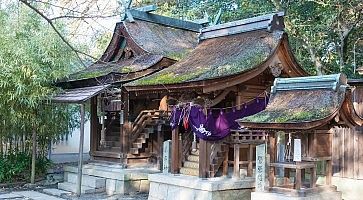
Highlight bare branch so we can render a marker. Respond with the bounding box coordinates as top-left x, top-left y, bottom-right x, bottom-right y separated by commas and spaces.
19, 0, 99, 66
50, 14, 118, 21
